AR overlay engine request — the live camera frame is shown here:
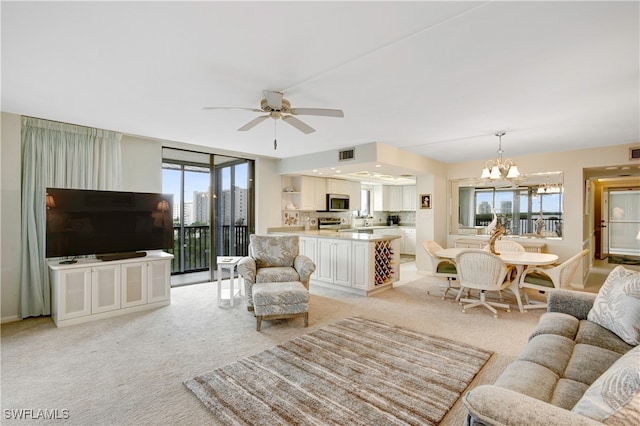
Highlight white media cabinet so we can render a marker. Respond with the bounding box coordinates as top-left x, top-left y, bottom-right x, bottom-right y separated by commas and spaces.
48, 251, 173, 327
